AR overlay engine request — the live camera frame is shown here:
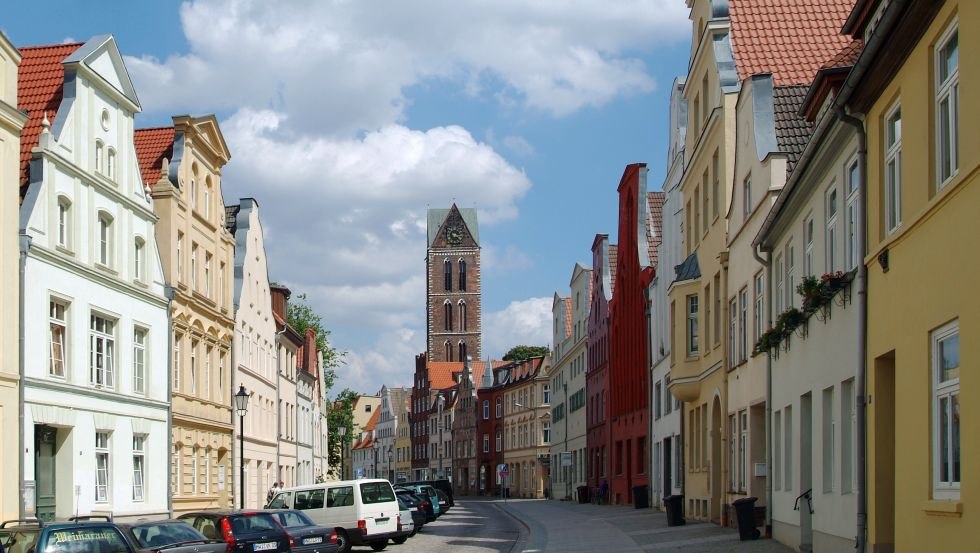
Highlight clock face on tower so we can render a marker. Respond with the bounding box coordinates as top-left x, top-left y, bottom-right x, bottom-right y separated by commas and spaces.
445, 223, 464, 245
